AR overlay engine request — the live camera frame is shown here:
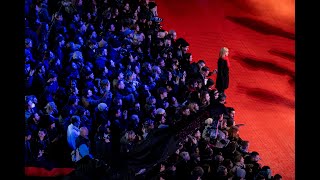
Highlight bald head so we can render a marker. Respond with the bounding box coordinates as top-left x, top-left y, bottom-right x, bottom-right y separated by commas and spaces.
80, 126, 89, 137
